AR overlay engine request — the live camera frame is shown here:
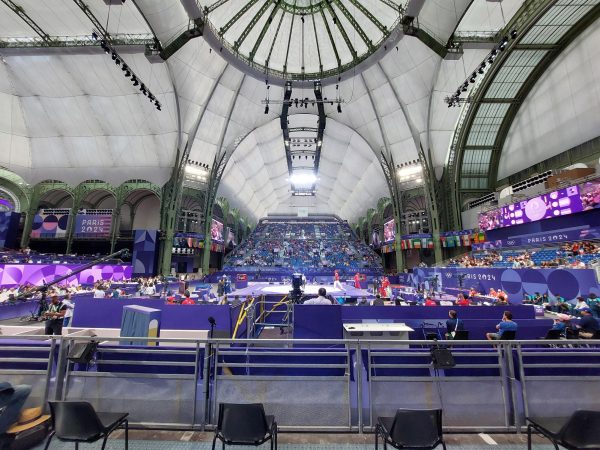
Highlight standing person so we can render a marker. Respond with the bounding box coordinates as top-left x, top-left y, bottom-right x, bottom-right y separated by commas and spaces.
445, 310, 464, 339
486, 311, 518, 340
353, 272, 361, 289
43, 295, 67, 335
62, 294, 74, 328
333, 270, 343, 290
217, 278, 225, 297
